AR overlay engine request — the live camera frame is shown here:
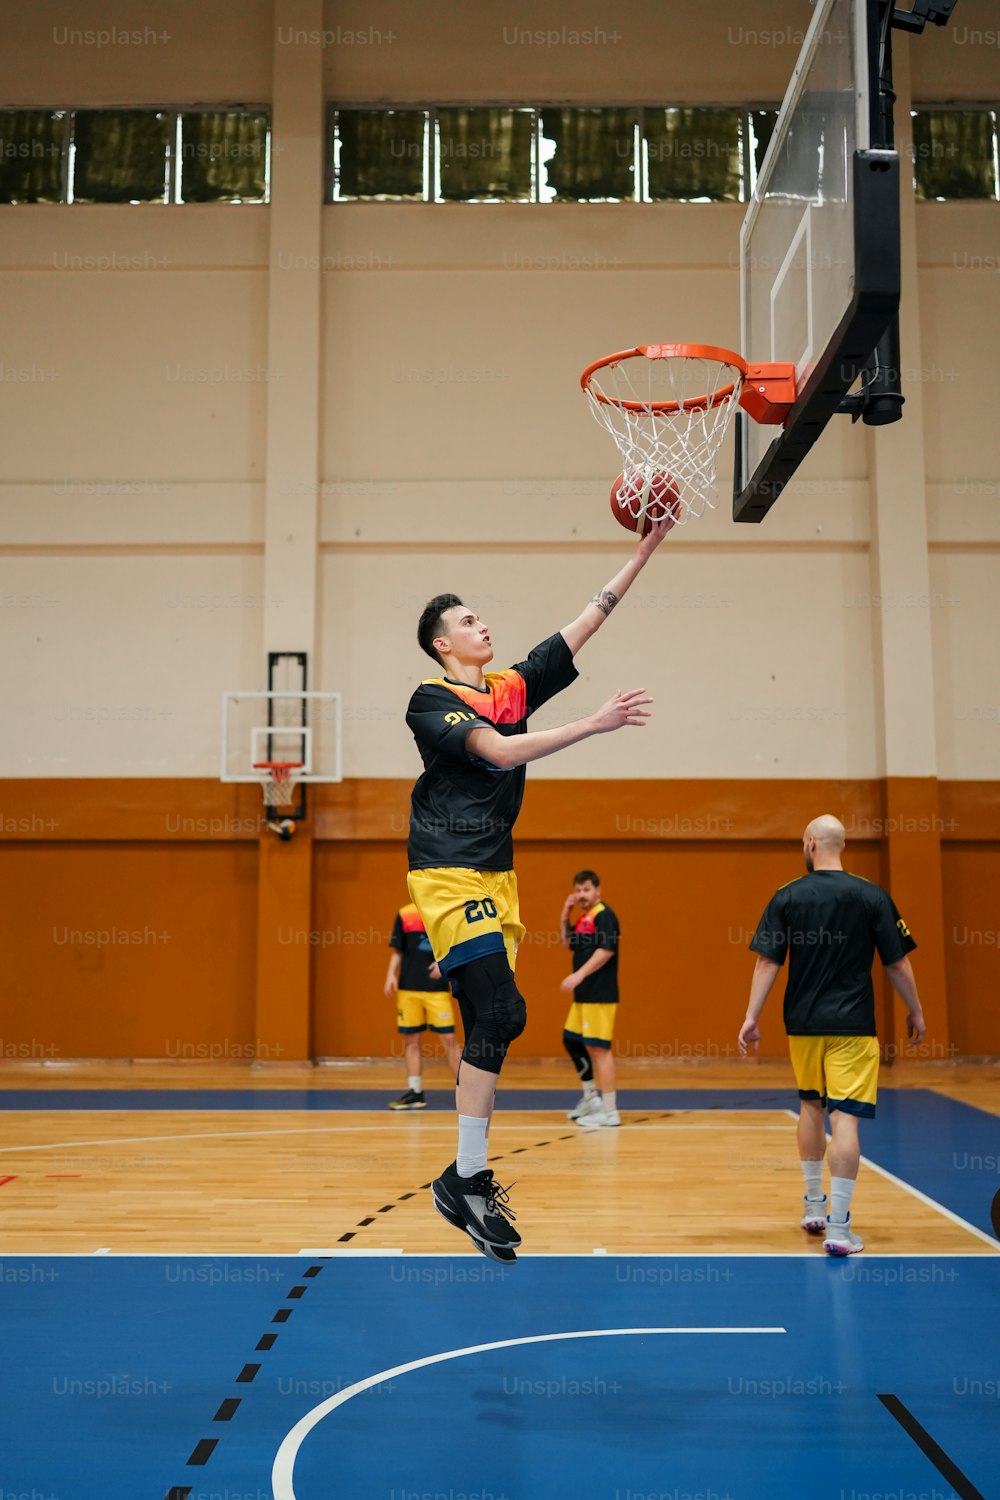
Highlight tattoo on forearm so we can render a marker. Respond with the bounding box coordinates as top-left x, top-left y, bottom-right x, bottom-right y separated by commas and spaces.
591, 589, 619, 617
